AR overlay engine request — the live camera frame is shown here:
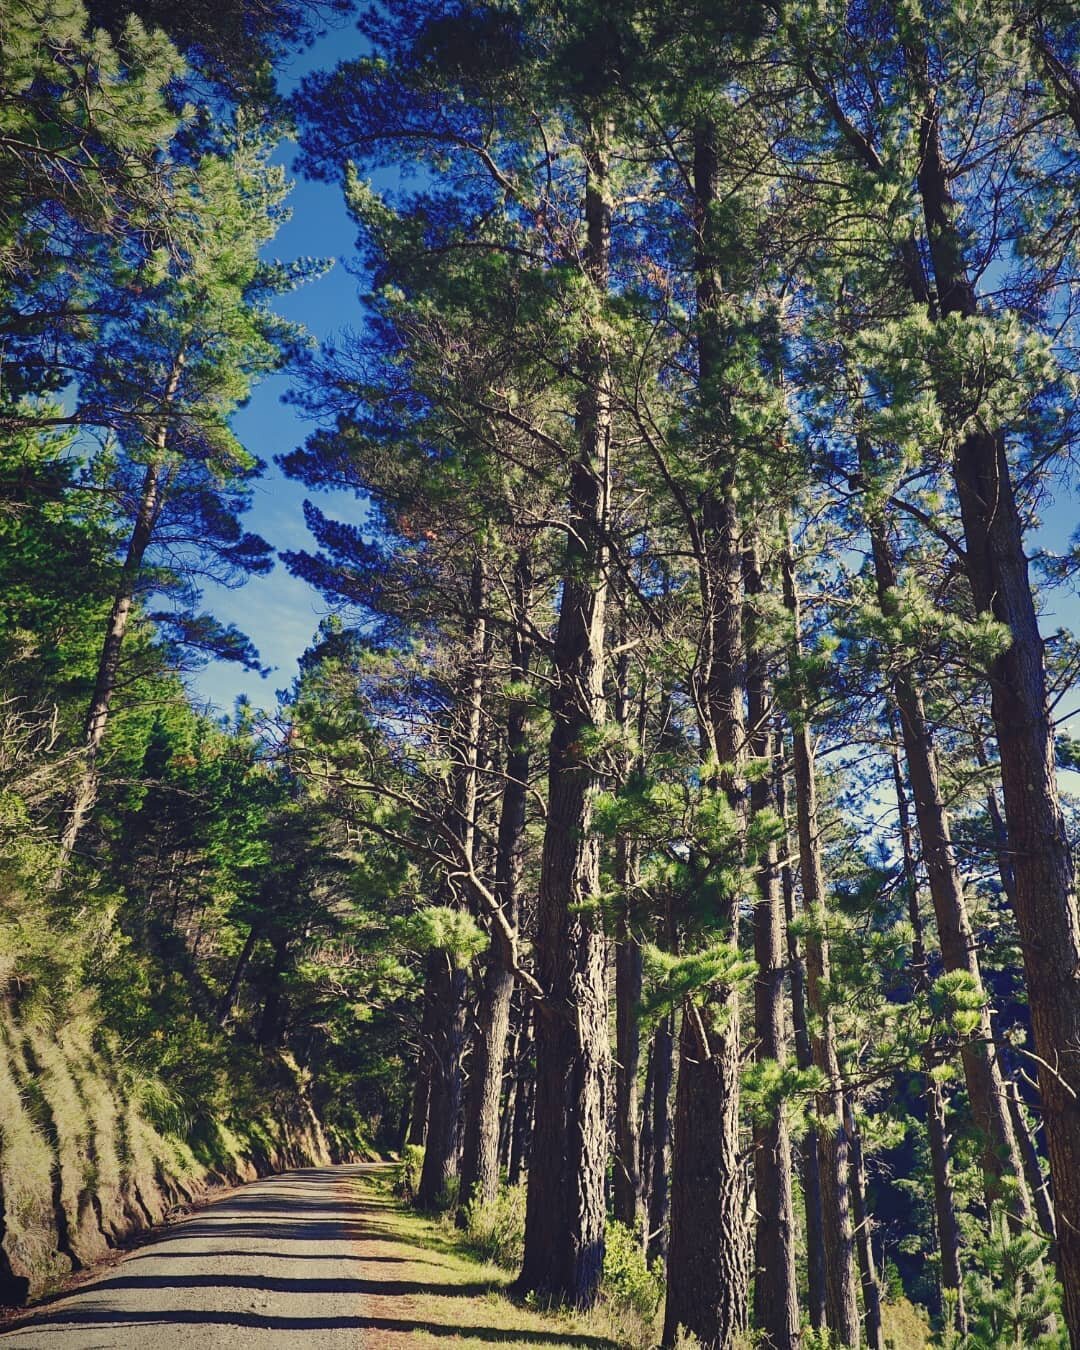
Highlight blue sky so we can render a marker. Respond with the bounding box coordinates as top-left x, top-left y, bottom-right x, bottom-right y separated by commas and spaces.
189, 25, 370, 715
